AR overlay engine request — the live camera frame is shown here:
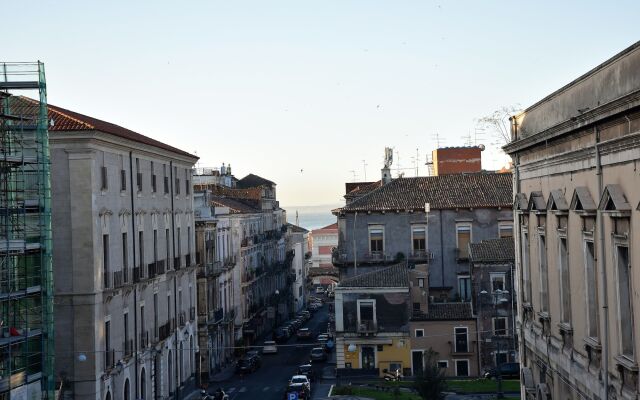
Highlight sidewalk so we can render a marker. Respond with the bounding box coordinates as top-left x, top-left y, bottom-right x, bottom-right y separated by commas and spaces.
210, 364, 236, 383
